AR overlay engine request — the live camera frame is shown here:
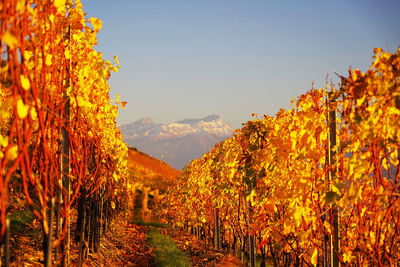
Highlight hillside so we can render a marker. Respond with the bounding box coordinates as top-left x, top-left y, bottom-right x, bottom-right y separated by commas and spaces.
127, 147, 180, 192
